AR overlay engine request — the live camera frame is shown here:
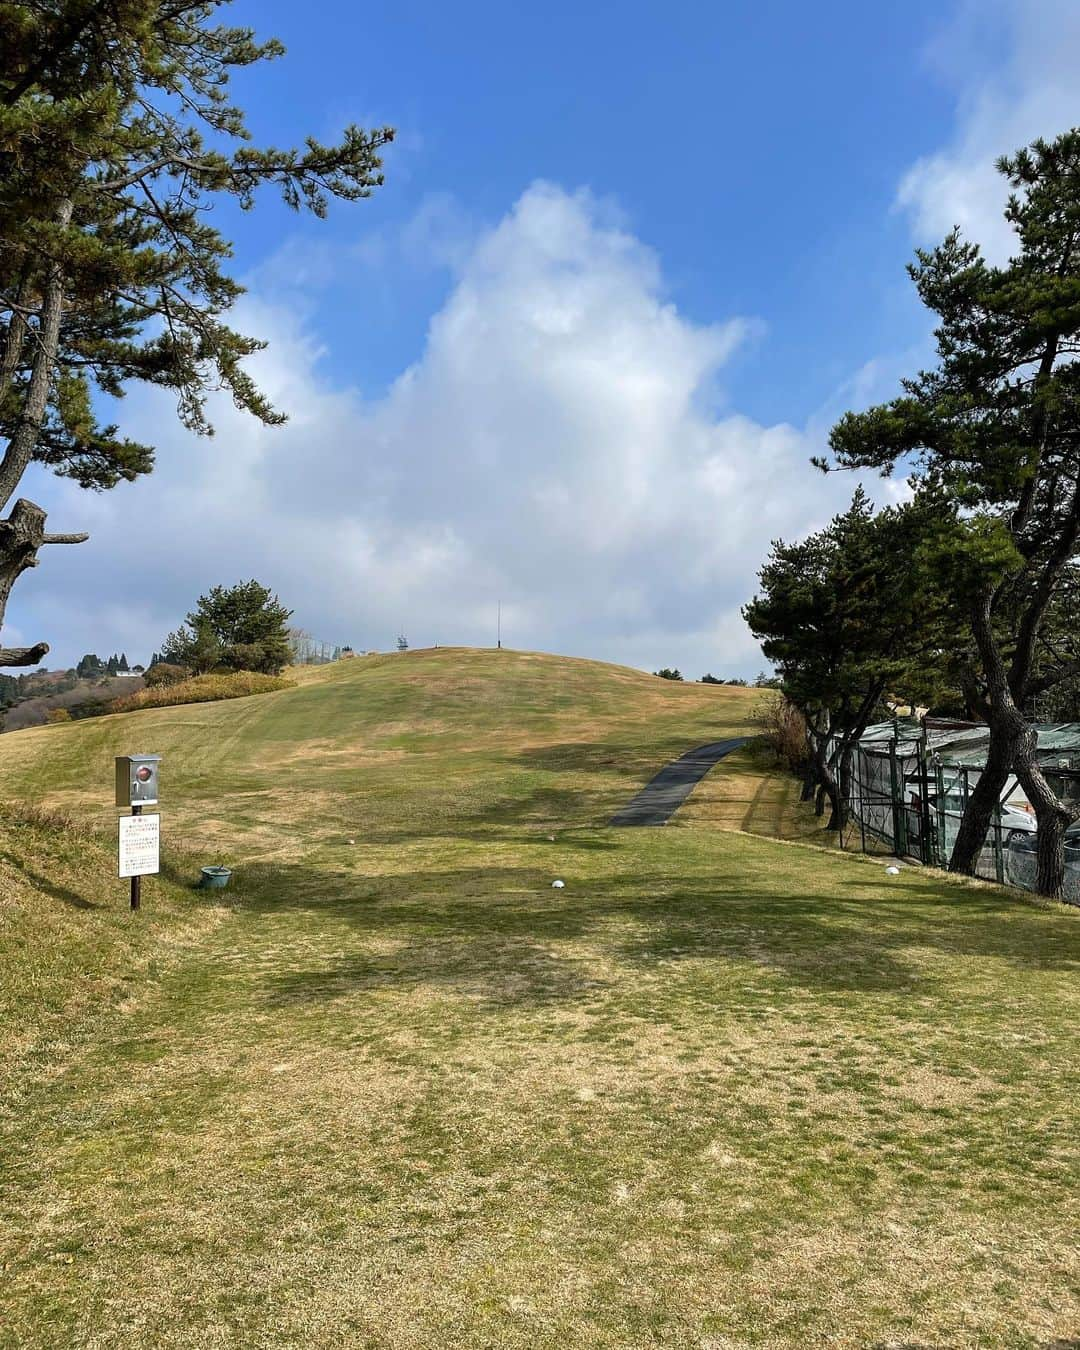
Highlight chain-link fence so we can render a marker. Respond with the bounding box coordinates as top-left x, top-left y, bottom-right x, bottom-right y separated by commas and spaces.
834, 722, 1080, 902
